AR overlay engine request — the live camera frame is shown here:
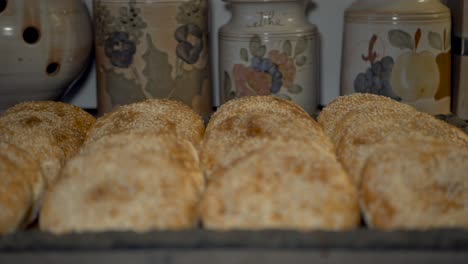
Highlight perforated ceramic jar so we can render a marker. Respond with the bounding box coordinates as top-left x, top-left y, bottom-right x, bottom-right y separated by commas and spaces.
341, 0, 452, 115
94, 0, 212, 119
0, 0, 92, 110
219, 0, 320, 115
